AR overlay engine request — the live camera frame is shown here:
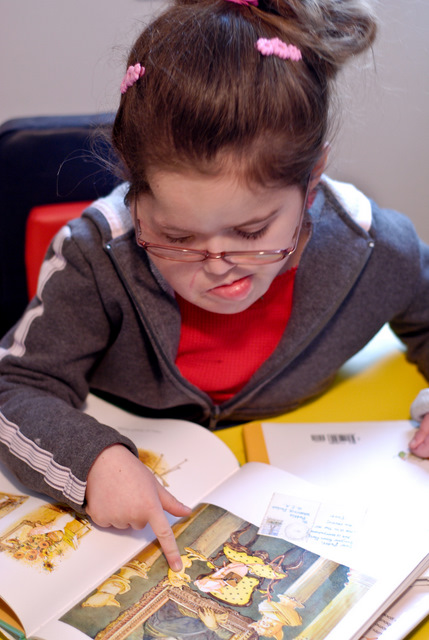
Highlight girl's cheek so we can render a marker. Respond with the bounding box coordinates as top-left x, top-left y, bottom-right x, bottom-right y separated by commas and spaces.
189, 266, 202, 290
